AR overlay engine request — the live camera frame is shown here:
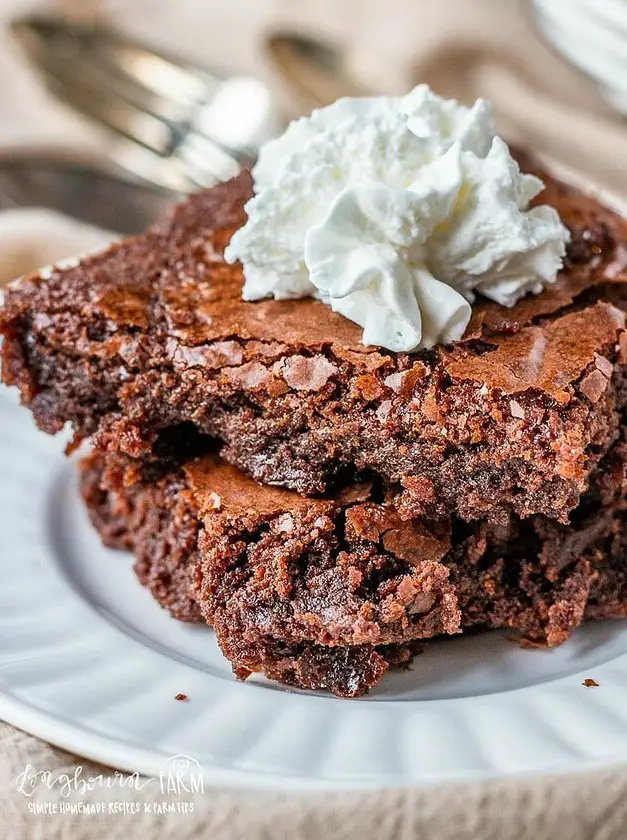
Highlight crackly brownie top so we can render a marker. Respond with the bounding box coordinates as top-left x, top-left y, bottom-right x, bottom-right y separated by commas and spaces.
3, 152, 627, 404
